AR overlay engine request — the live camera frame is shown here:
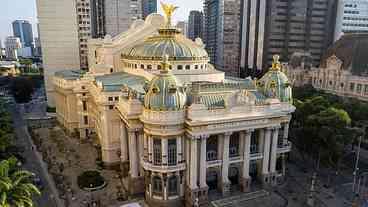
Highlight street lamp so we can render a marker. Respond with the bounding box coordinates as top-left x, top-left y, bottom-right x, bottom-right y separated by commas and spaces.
353, 135, 363, 193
